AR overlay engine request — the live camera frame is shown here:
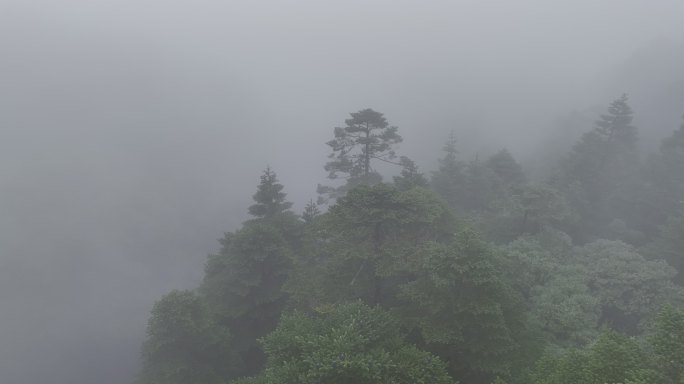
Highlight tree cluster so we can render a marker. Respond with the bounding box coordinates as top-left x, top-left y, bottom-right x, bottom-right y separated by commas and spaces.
138, 102, 684, 384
